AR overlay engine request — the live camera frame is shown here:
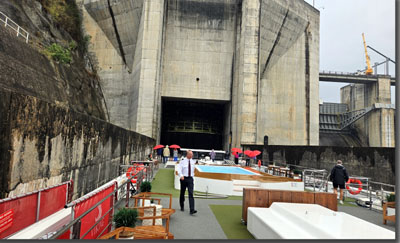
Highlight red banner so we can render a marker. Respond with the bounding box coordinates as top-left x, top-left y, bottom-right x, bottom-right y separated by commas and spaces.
0, 181, 72, 239
74, 185, 115, 239
39, 184, 68, 220
0, 194, 38, 238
